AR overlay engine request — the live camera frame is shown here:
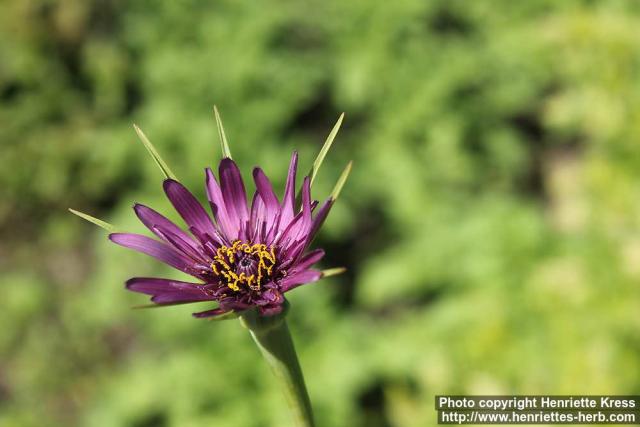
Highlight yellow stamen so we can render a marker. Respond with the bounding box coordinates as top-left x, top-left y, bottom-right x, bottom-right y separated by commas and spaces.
210, 241, 277, 292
